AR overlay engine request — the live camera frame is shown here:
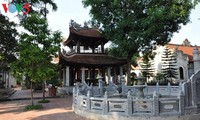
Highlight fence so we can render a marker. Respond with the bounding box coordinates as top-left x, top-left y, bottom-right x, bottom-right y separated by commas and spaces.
73, 89, 184, 116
